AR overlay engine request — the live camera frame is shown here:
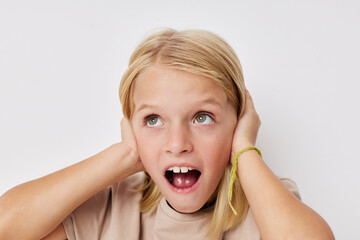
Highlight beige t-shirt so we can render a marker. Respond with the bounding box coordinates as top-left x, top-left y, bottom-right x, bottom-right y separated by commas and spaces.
62, 173, 301, 240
